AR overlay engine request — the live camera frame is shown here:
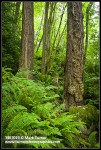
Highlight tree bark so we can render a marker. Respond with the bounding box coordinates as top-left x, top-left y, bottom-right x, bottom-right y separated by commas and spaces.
64, 2, 84, 111
36, 35, 43, 53
84, 2, 93, 66
56, 22, 67, 49
52, 3, 67, 49
14, 2, 21, 24
12, 2, 21, 41
41, 2, 56, 75
35, 9, 44, 49
19, 2, 34, 79
46, 2, 56, 74
41, 2, 49, 74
